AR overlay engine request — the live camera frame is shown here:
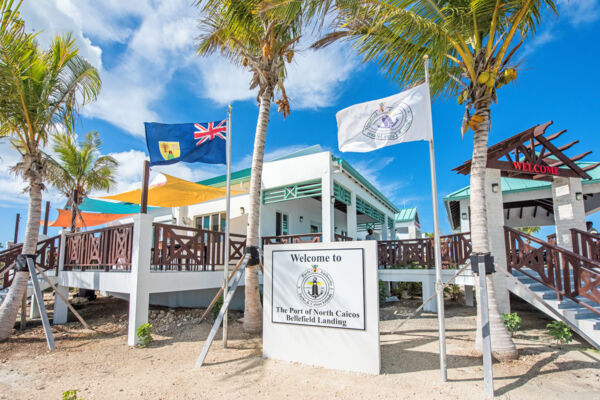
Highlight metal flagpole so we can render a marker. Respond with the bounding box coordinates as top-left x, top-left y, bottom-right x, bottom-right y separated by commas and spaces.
424, 54, 447, 382
223, 105, 233, 348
